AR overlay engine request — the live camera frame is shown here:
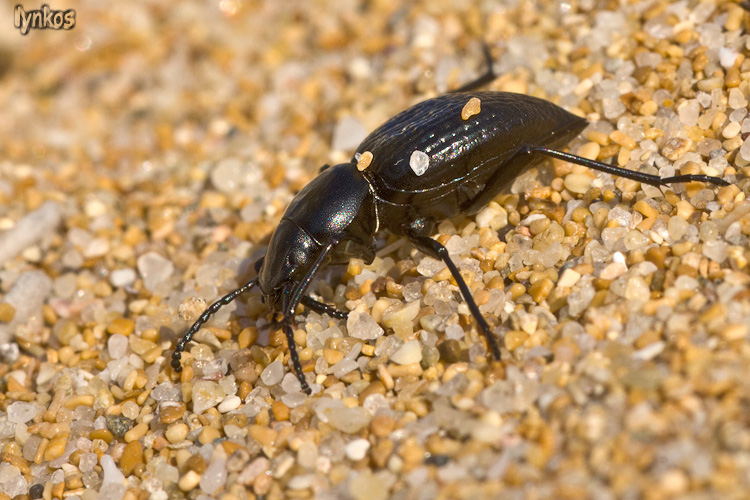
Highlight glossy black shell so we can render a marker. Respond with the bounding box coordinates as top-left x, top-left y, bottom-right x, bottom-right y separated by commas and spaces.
355, 91, 587, 231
